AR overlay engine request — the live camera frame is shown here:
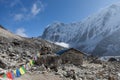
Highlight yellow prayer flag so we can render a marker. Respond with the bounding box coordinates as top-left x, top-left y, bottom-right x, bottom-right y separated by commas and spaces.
14, 70, 16, 75
30, 60, 33, 66
19, 67, 25, 75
